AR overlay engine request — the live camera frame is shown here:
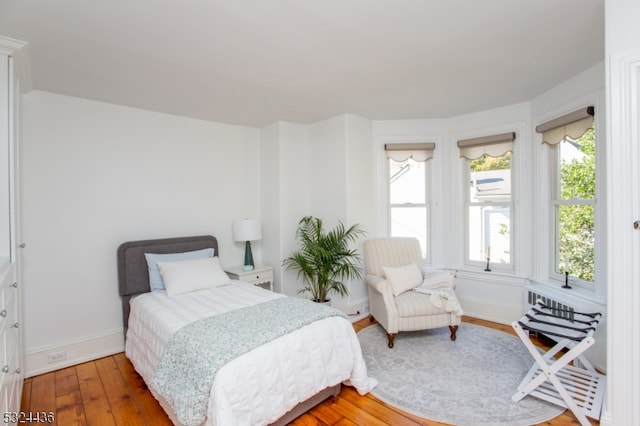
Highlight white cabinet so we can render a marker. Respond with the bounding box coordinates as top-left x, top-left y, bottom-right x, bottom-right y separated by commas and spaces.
225, 265, 274, 291
0, 35, 27, 421
0, 266, 20, 417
